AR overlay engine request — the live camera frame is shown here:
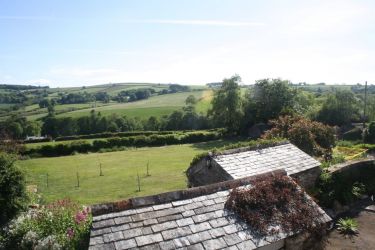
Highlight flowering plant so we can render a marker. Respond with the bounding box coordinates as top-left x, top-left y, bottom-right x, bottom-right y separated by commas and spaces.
0, 199, 92, 249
